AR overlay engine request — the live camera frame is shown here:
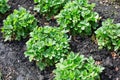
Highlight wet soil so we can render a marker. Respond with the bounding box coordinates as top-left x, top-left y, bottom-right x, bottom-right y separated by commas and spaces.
0, 0, 120, 80
90, 0, 120, 23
